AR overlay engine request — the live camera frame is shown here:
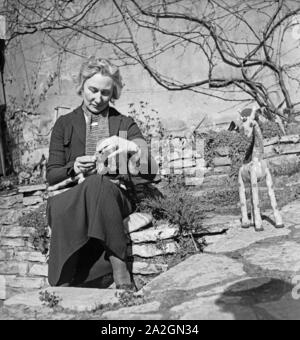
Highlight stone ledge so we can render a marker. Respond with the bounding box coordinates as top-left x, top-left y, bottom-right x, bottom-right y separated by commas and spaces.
14, 251, 47, 263
130, 224, 179, 244
23, 196, 44, 207
18, 184, 47, 193
131, 242, 178, 258
0, 226, 35, 238
0, 238, 27, 248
